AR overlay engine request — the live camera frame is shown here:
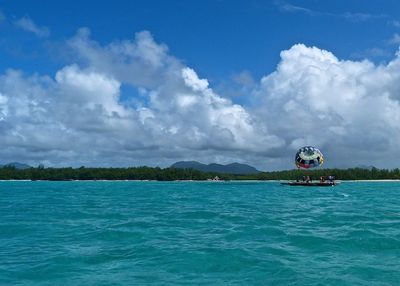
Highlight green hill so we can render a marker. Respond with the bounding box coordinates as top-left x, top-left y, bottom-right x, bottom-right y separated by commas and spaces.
171, 161, 261, 175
